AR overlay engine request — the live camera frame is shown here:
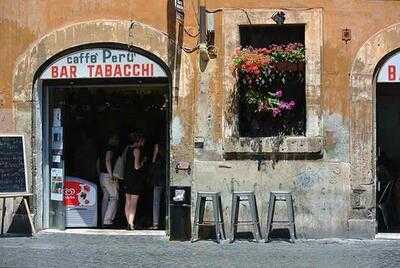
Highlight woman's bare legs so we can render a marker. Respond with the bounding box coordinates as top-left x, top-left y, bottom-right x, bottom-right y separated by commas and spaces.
125, 194, 139, 229
125, 194, 131, 226
130, 195, 139, 226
